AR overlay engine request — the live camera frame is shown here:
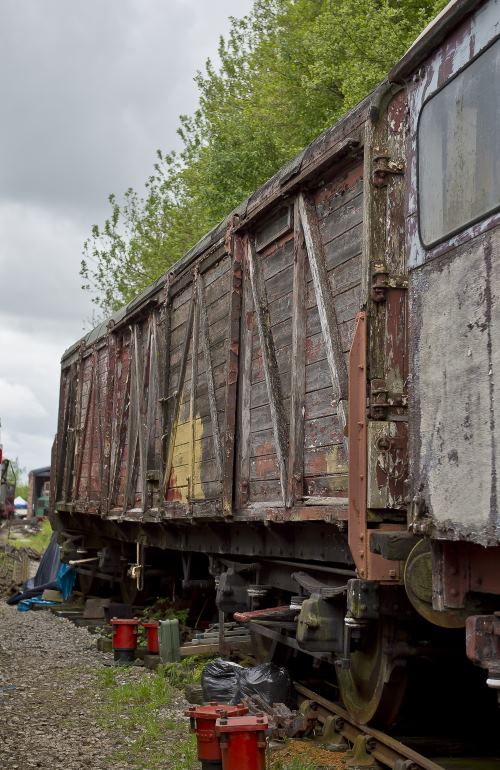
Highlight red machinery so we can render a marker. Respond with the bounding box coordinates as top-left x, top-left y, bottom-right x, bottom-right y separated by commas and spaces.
110, 617, 140, 663
142, 620, 160, 654
216, 714, 268, 770
186, 703, 248, 770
